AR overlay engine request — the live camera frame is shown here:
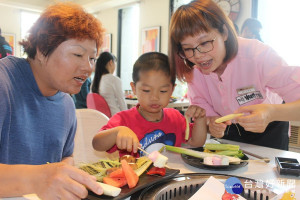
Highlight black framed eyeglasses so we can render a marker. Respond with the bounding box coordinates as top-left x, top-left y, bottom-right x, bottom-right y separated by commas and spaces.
177, 37, 216, 59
